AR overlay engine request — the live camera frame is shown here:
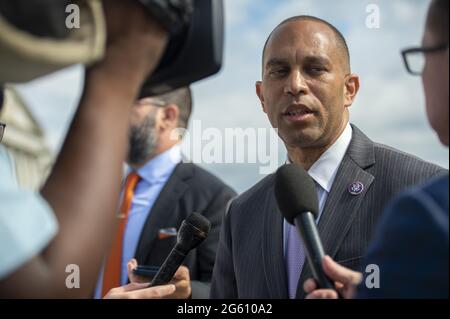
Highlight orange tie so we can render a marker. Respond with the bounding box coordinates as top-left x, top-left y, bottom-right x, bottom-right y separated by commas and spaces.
102, 172, 141, 297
